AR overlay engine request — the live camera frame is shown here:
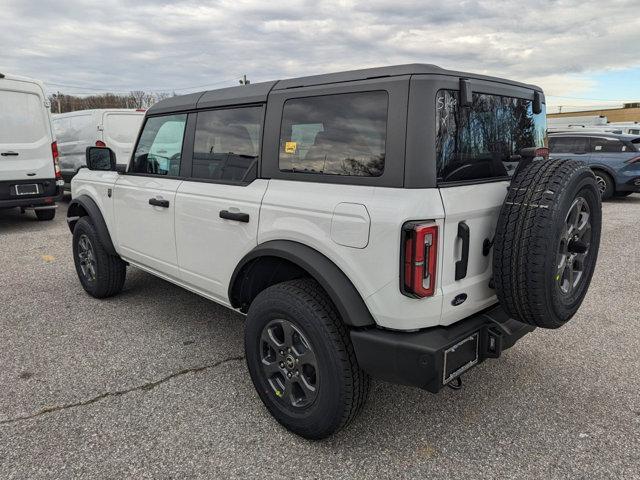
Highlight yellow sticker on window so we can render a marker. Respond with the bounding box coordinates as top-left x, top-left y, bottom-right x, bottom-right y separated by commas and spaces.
285, 141, 297, 154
